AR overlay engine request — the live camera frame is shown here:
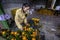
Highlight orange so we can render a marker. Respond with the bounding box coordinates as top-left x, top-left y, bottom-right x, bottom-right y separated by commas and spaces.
33, 31, 37, 36
22, 36, 27, 40
22, 32, 25, 35
11, 38, 16, 40
11, 31, 14, 34
14, 32, 18, 35
2, 31, 6, 35
32, 38, 36, 40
